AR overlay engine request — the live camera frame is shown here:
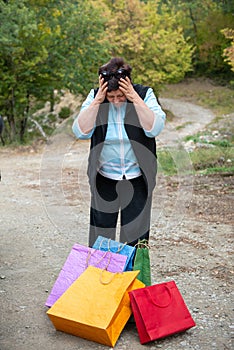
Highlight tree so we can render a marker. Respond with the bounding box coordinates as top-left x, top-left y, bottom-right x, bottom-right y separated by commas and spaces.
0, 0, 110, 143
222, 28, 234, 73
104, 0, 193, 92
157, 0, 234, 78
0, 1, 49, 141
195, 7, 234, 75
